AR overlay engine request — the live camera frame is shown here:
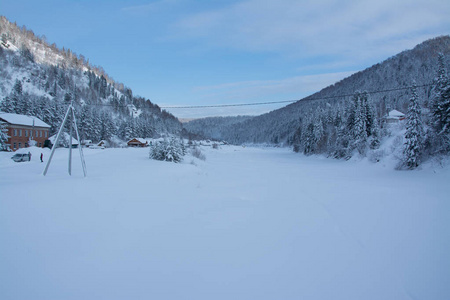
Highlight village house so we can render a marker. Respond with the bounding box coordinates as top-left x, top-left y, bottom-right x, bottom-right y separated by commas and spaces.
127, 138, 148, 147
385, 109, 406, 124
97, 140, 107, 147
81, 139, 93, 147
0, 112, 50, 151
49, 132, 79, 148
